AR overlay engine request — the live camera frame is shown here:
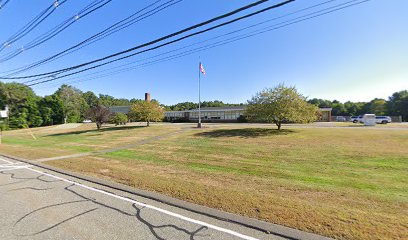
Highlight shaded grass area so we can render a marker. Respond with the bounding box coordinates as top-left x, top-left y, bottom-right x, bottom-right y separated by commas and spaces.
195, 128, 294, 138
1, 124, 407, 239
47, 125, 146, 136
